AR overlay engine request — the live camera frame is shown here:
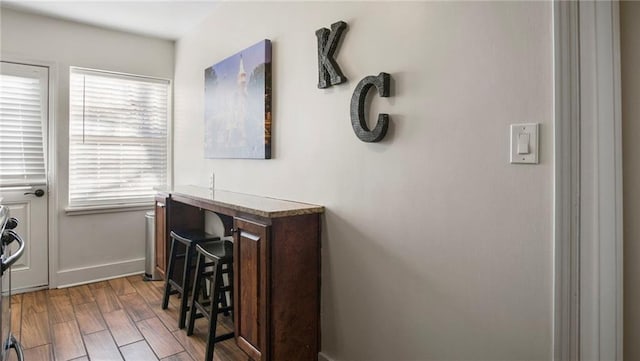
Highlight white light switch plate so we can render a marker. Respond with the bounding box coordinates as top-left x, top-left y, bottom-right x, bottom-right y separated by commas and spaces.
510, 123, 539, 164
